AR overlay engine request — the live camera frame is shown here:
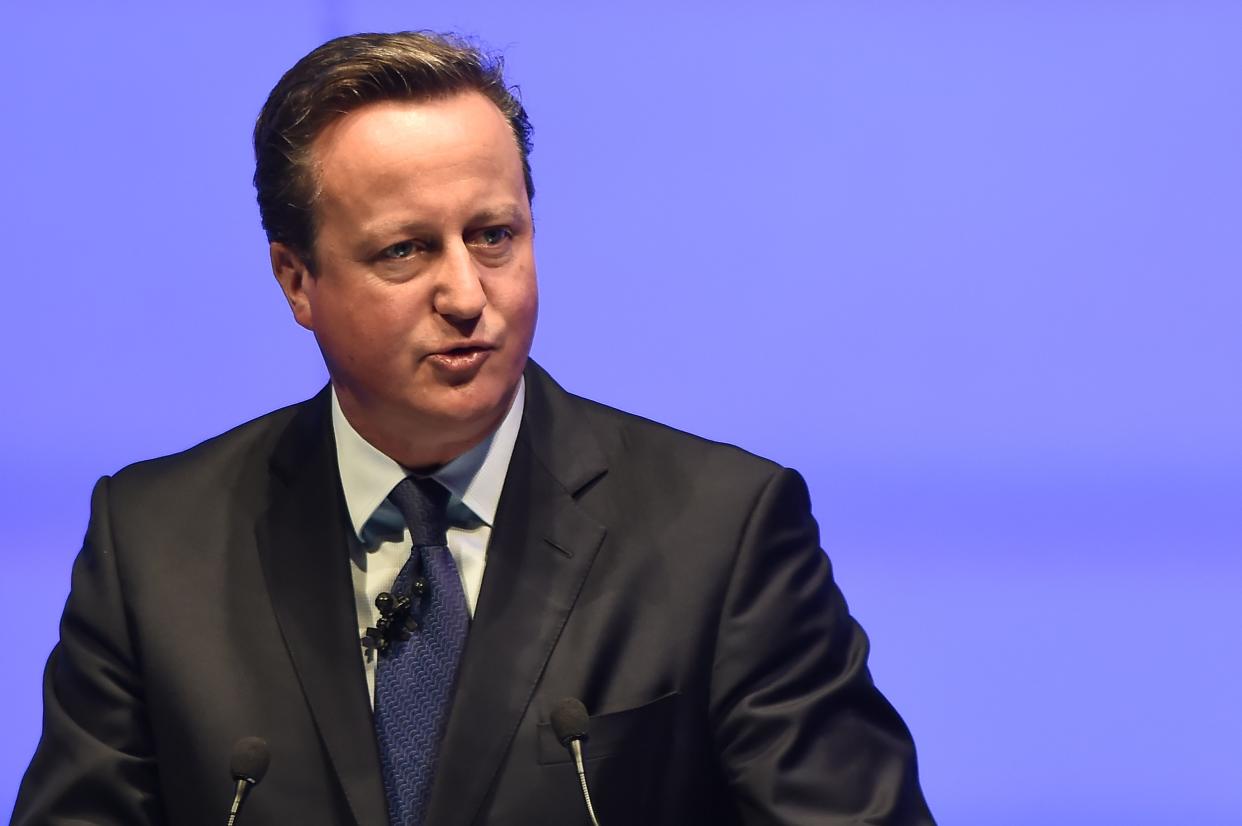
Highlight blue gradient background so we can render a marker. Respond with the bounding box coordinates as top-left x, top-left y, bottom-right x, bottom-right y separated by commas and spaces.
2, 2, 1239, 823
